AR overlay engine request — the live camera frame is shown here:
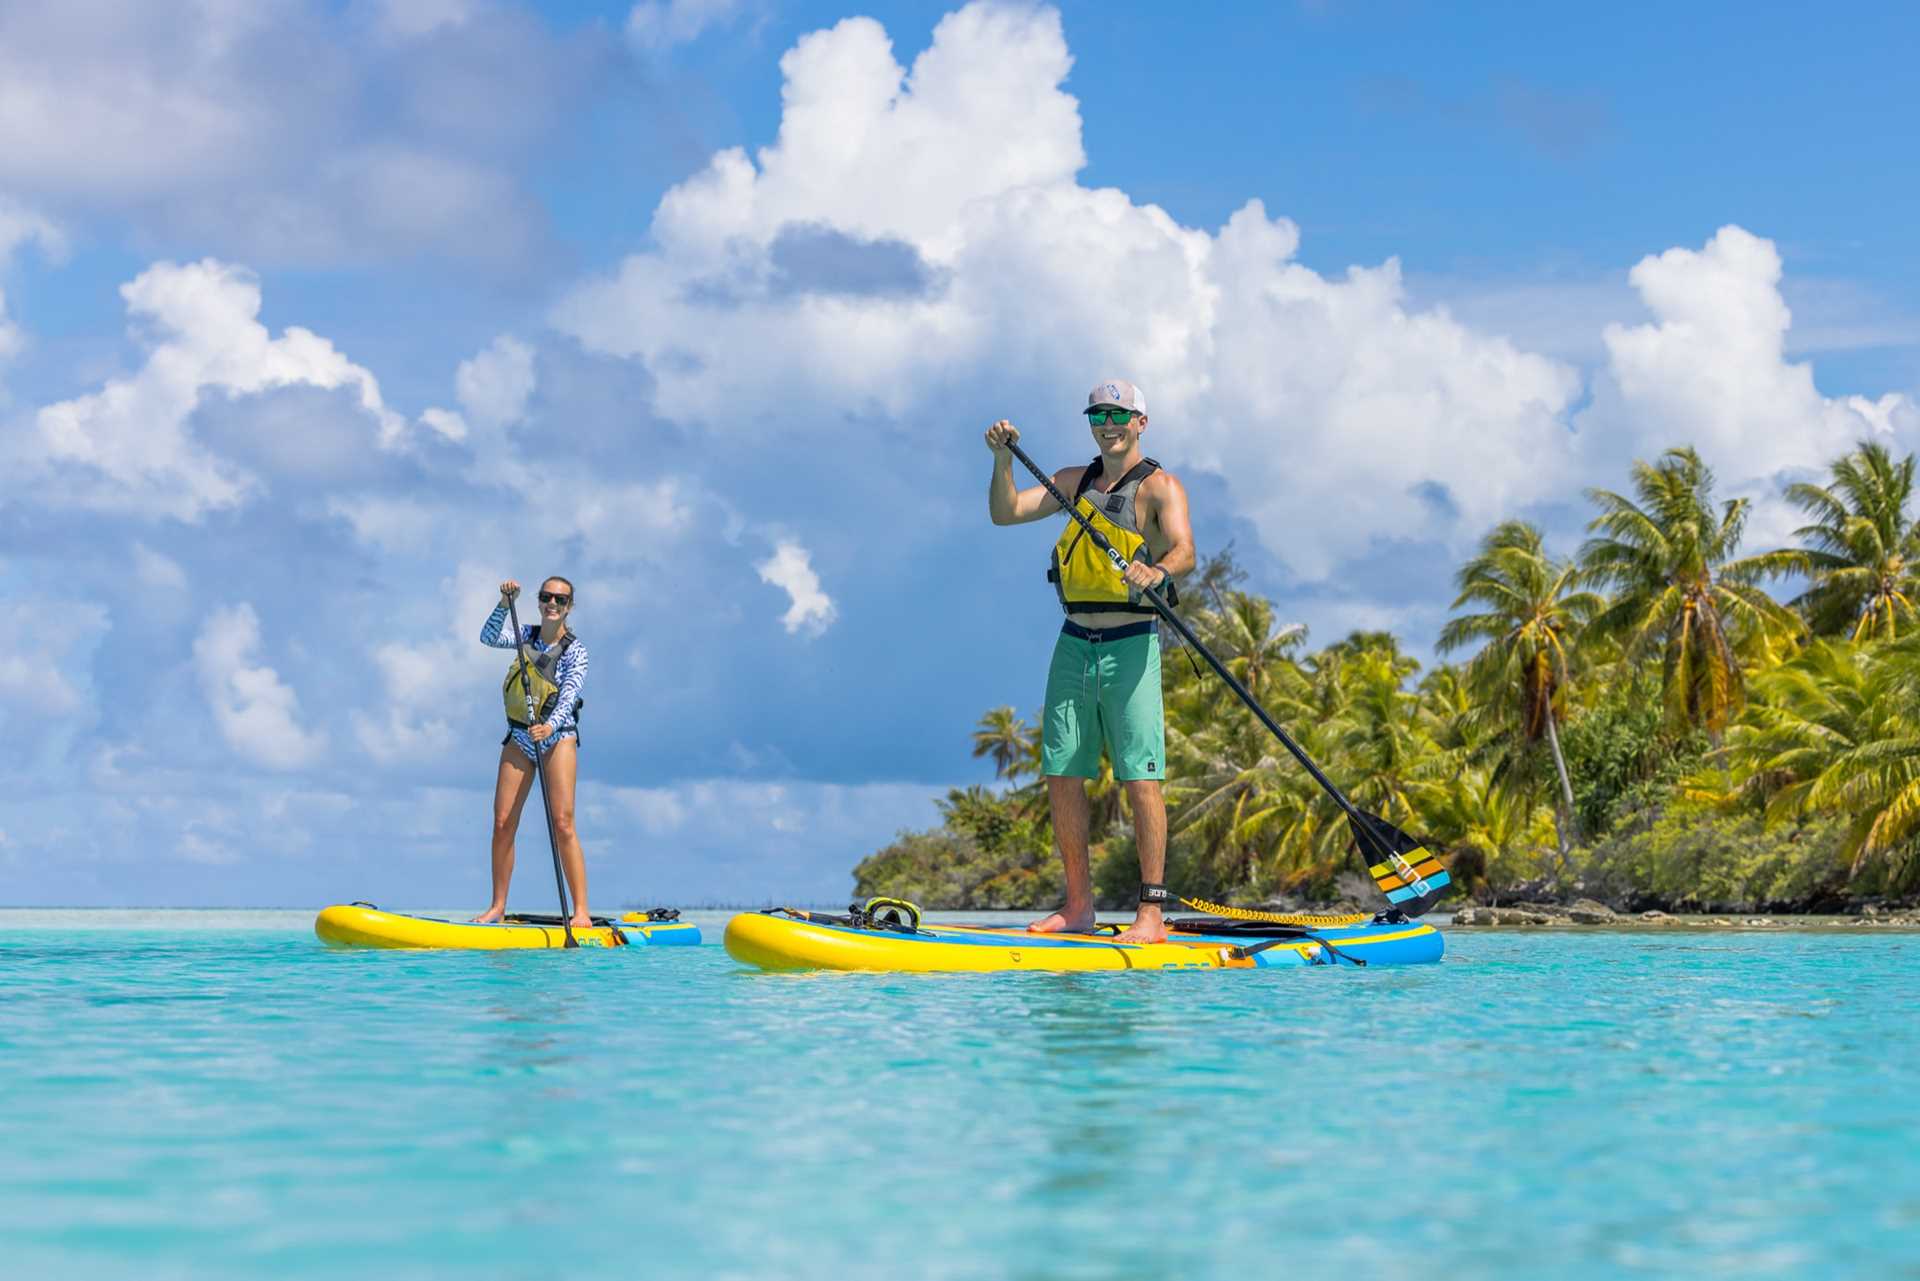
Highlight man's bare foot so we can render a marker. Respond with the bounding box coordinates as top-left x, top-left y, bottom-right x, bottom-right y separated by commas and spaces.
1114, 908, 1167, 945
568, 911, 594, 930
472, 907, 506, 924
1029, 906, 1095, 934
